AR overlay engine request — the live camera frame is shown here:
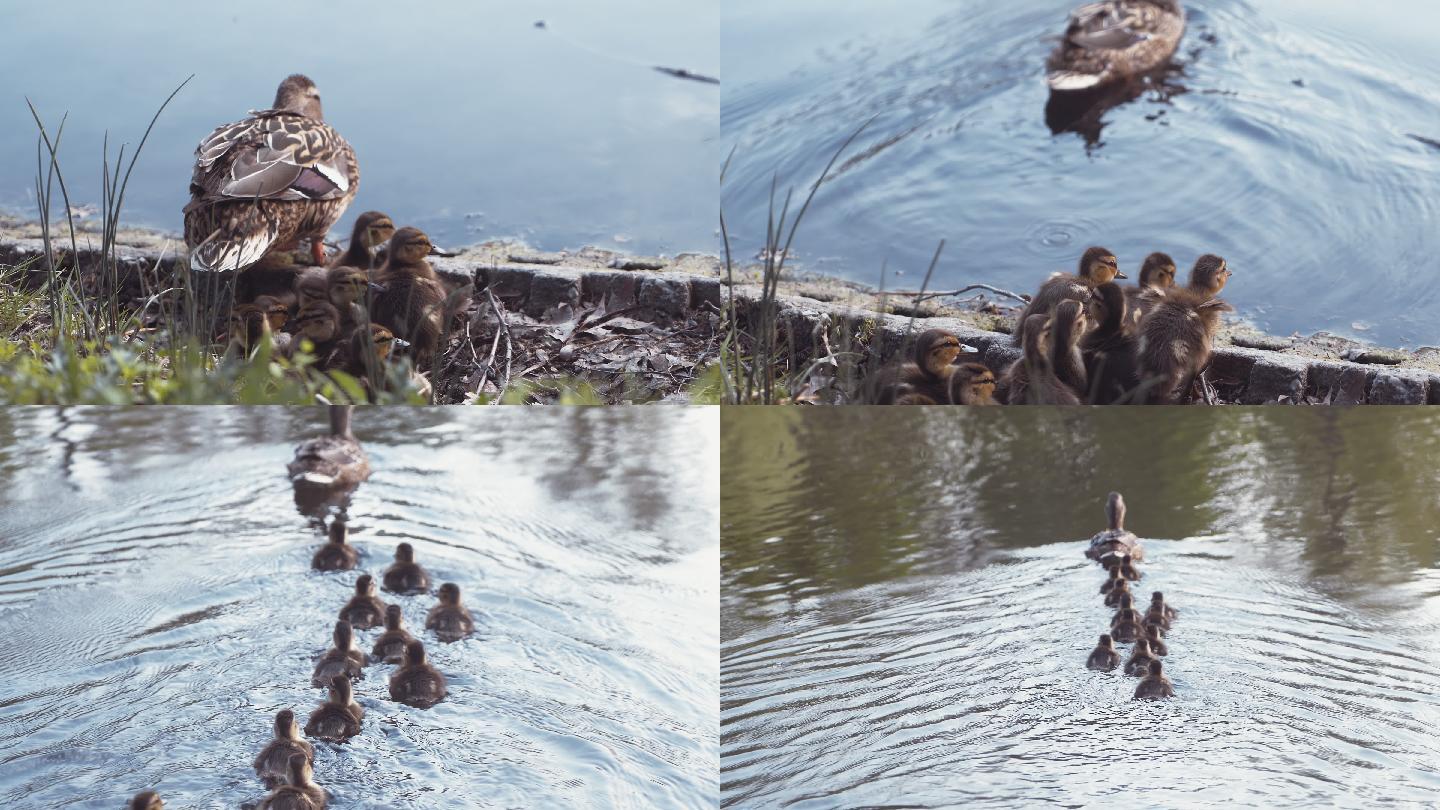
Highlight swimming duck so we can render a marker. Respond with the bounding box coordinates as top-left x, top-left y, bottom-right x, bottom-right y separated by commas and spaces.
1046, 1, 1186, 93
1135, 254, 1233, 403
1143, 624, 1168, 656
330, 211, 395, 271
339, 574, 388, 630
1013, 247, 1122, 346
258, 753, 328, 810
289, 405, 372, 493
130, 791, 164, 810
304, 674, 364, 741
1081, 282, 1141, 403
253, 708, 315, 788
371, 604, 418, 664
388, 640, 448, 709
1124, 637, 1160, 676
1085, 492, 1144, 562
1133, 659, 1175, 700
184, 74, 358, 273
382, 543, 431, 594
372, 227, 450, 367
1144, 591, 1177, 630
1102, 552, 1143, 582
311, 619, 369, 687
1085, 633, 1121, 671
311, 517, 359, 571
1109, 592, 1146, 631
870, 329, 970, 404
945, 362, 998, 405
1103, 576, 1132, 608
426, 582, 475, 642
